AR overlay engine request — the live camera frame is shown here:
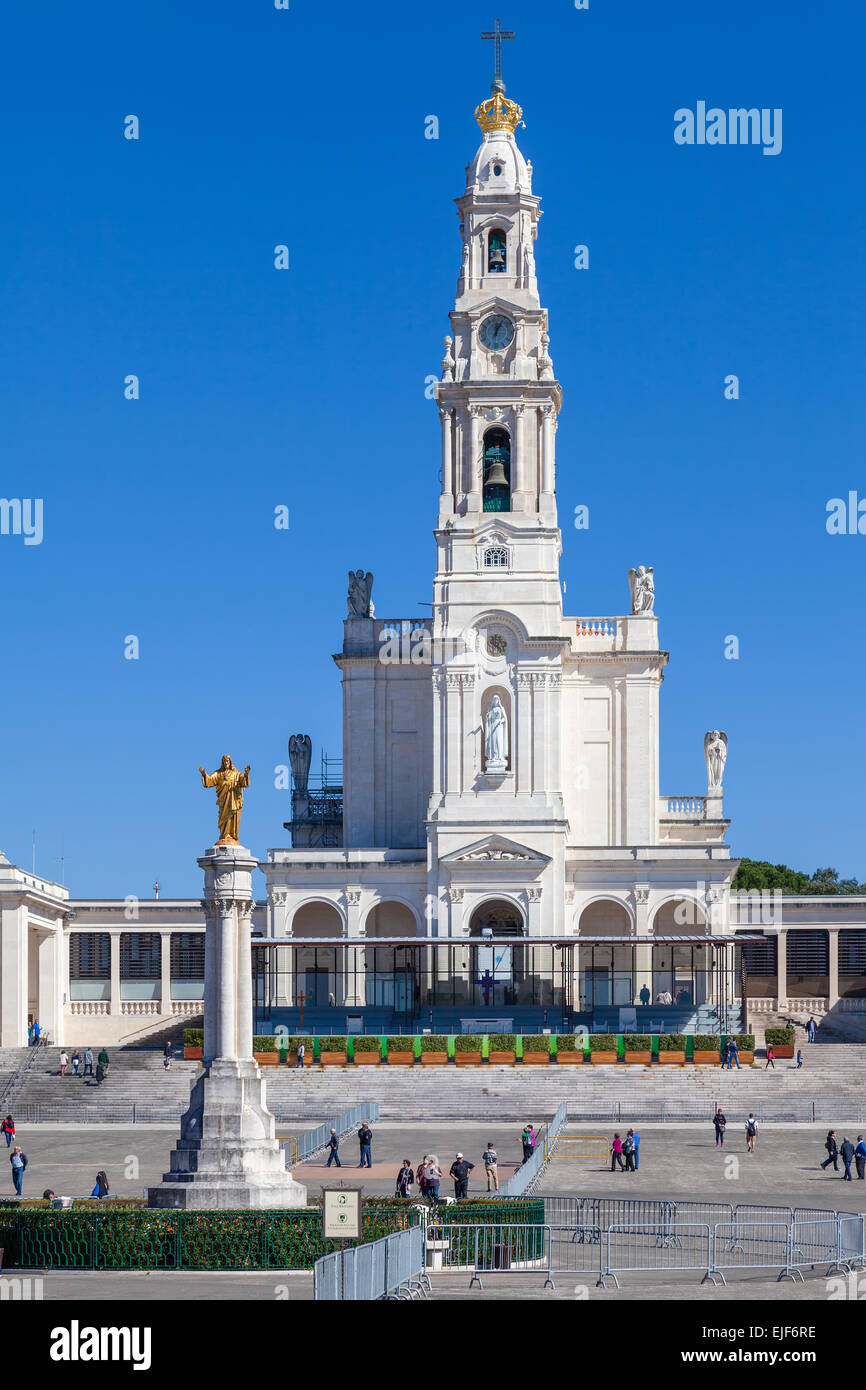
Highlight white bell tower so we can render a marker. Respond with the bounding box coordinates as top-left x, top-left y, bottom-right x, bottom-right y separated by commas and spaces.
428, 40, 568, 936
